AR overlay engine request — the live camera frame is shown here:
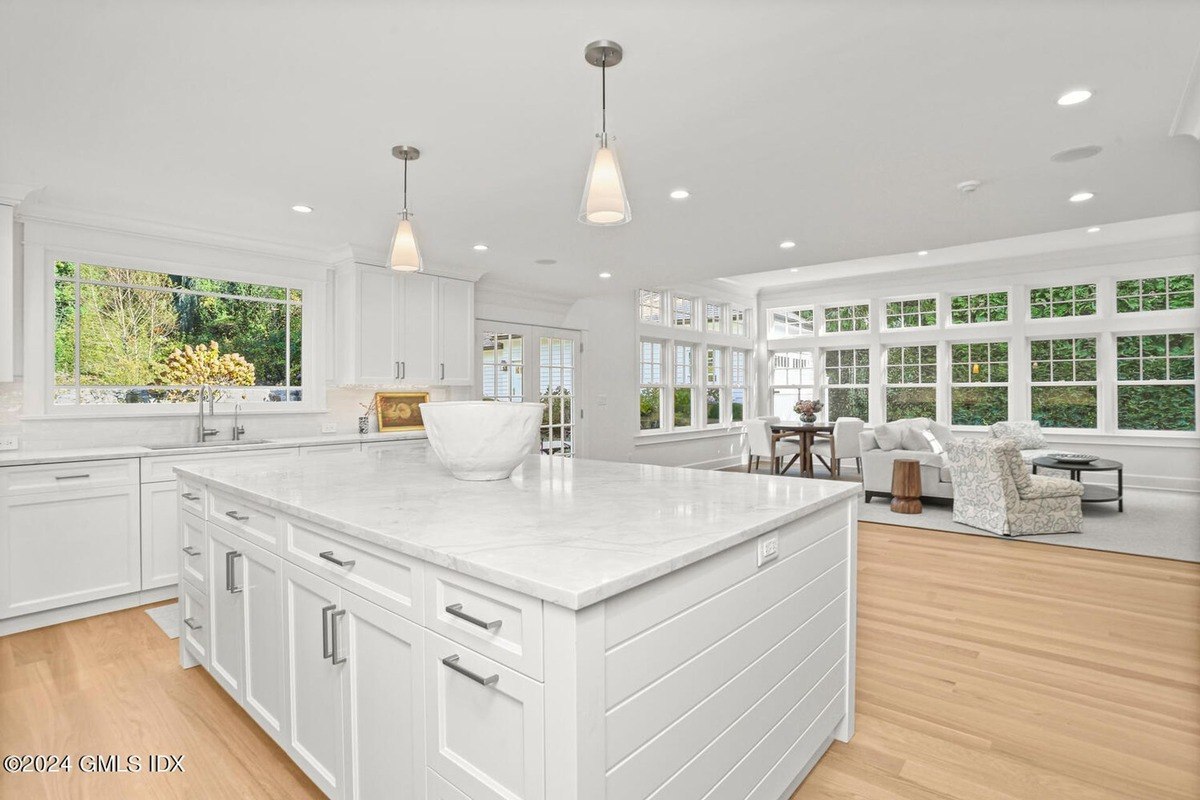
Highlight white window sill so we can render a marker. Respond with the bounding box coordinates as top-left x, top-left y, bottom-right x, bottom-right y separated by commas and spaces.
634, 426, 746, 445
22, 406, 329, 421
